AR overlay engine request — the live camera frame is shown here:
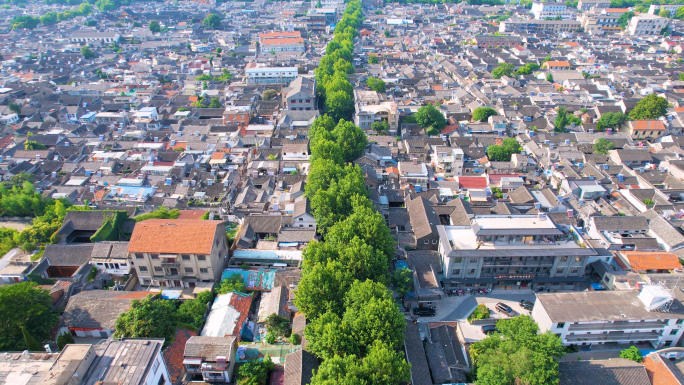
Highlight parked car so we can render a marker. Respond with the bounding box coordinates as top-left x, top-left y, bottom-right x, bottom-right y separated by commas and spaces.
481, 325, 499, 335
520, 300, 534, 311
495, 302, 514, 316
413, 307, 436, 317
